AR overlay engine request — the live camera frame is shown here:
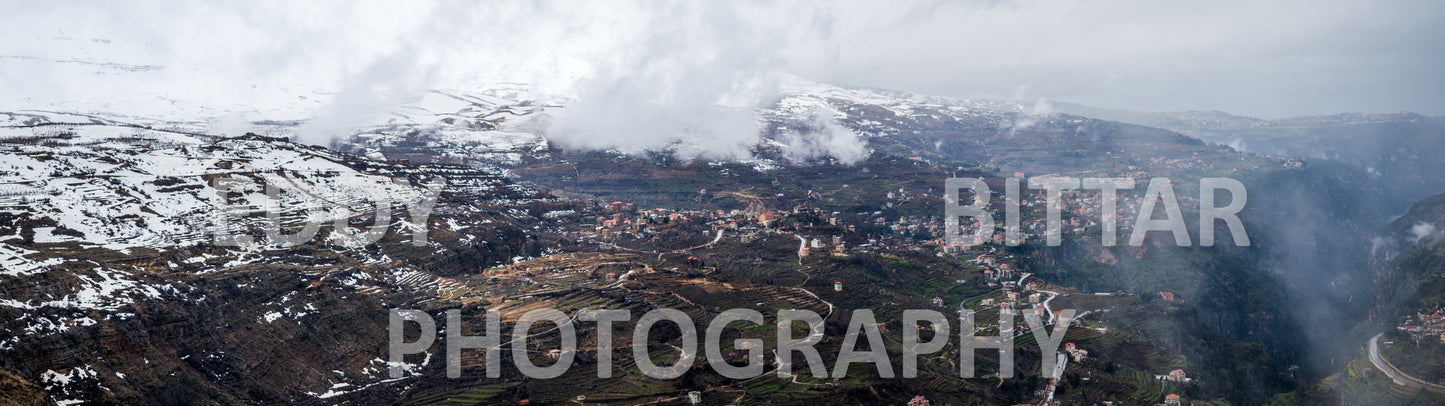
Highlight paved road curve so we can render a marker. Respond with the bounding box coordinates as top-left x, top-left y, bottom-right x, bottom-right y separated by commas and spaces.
1368, 333, 1445, 393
